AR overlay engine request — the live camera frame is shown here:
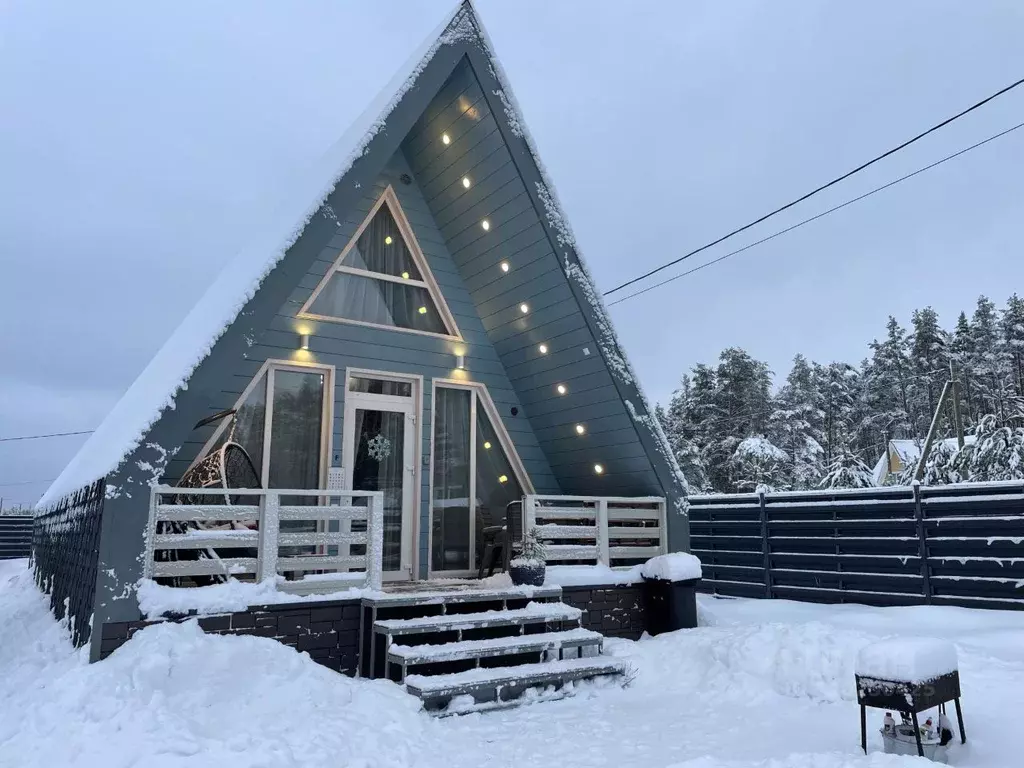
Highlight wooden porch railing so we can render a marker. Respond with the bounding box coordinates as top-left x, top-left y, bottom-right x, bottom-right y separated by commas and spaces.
145, 486, 385, 592
523, 495, 667, 567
